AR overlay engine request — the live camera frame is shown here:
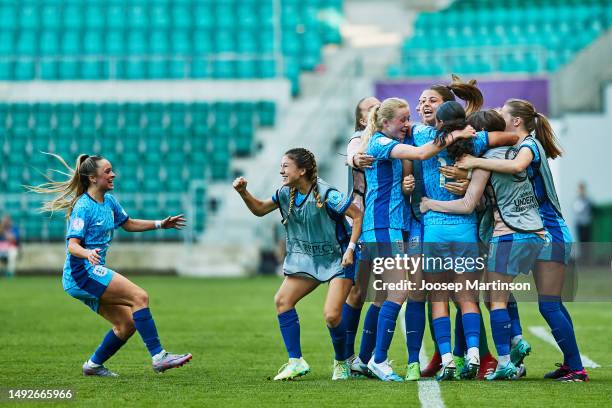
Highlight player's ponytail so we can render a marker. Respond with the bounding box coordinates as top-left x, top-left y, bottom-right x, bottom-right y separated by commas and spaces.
429, 74, 484, 116
505, 99, 562, 159
359, 97, 409, 153
26, 153, 103, 217
359, 104, 381, 153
